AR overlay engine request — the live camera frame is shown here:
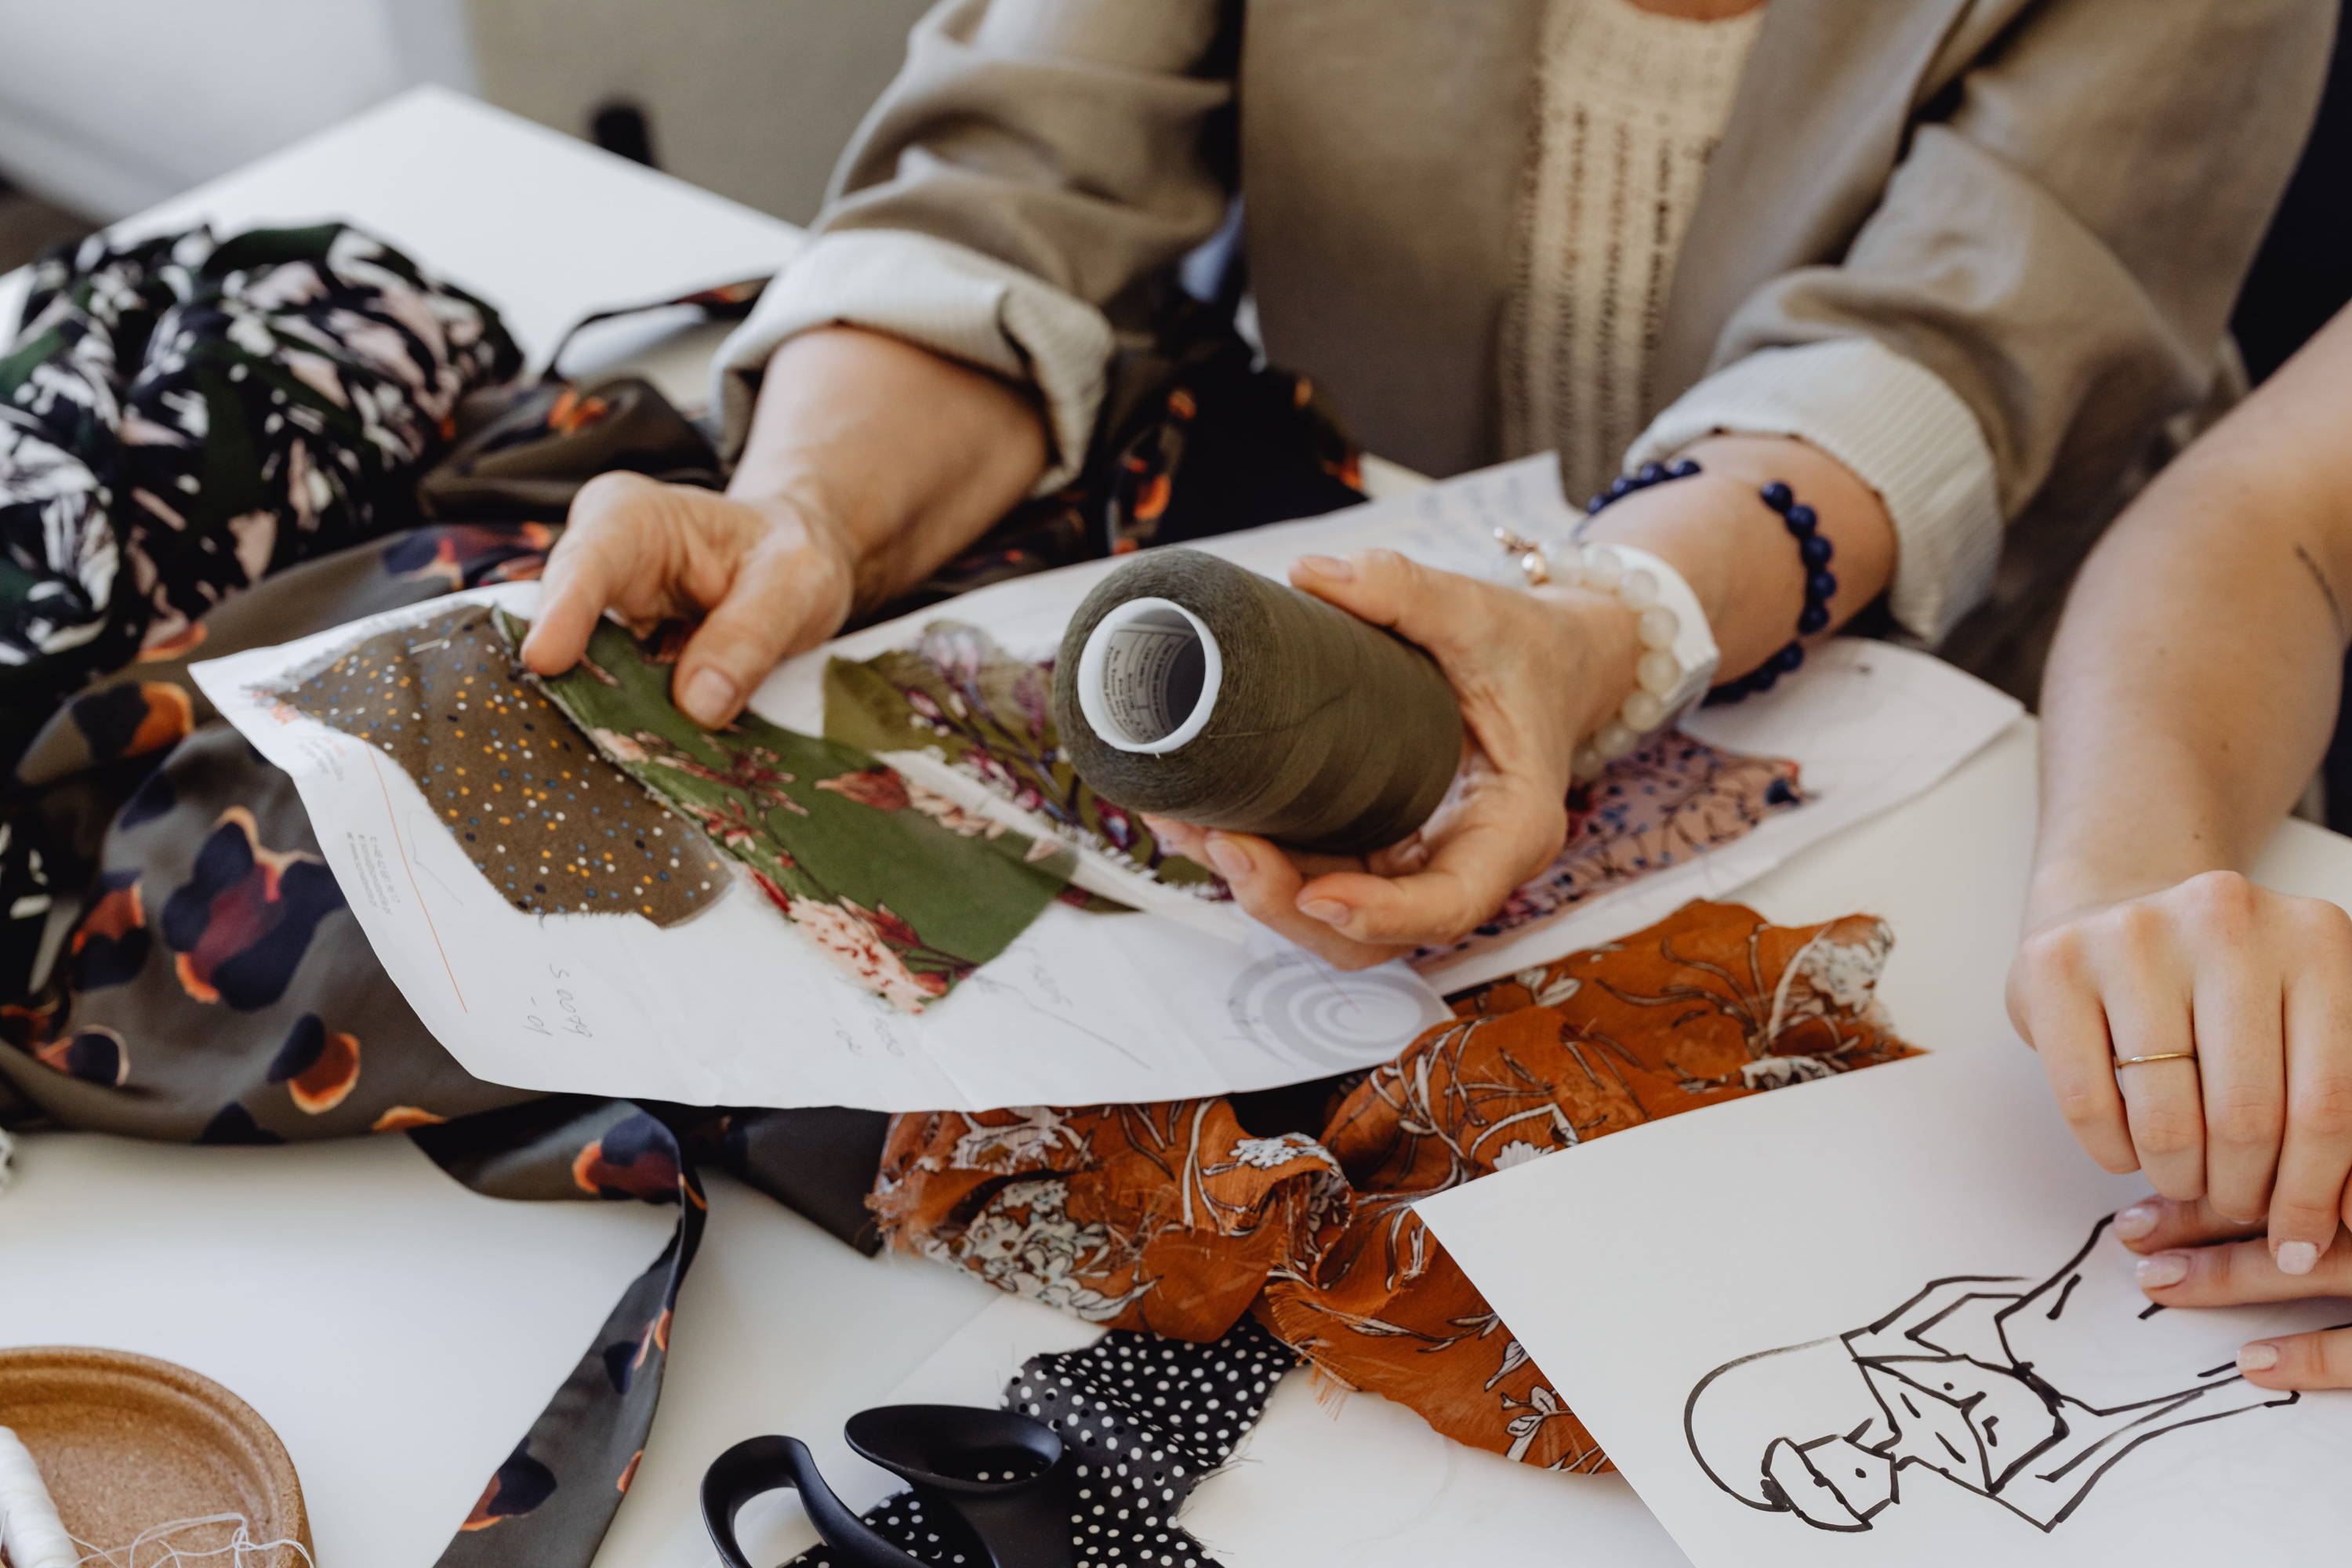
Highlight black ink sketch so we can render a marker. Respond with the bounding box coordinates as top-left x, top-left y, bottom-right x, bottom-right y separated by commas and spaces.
1685, 1215, 2303, 1533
